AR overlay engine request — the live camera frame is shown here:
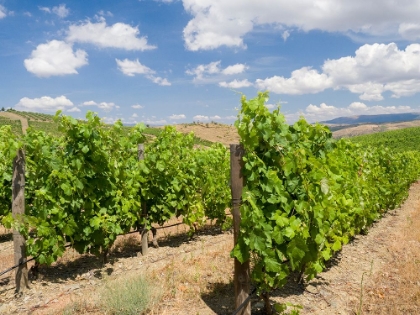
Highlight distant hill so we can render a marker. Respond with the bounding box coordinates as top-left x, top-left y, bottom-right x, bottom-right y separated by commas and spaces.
322, 112, 420, 125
